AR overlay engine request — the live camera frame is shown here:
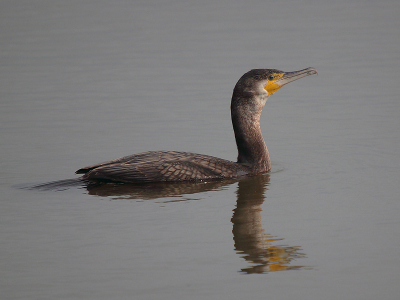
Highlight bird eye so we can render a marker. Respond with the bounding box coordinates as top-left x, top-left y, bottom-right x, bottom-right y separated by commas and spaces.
268, 75, 274, 81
